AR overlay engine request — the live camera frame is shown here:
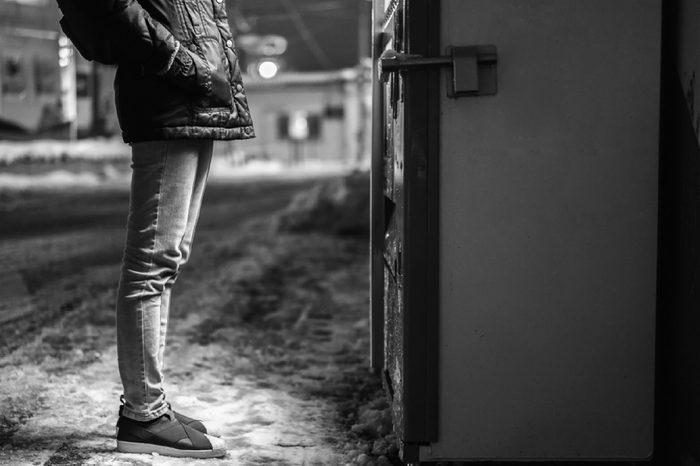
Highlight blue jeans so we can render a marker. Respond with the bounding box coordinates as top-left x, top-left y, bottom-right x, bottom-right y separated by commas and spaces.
117, 139, 213, 421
